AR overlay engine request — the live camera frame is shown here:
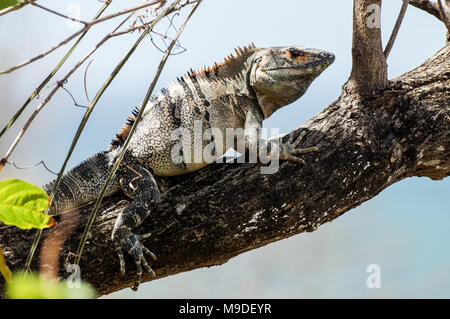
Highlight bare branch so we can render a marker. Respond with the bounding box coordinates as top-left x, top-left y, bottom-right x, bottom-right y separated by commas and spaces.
111, 0, 200, 37
384, 0, 409, 59
344, 0, 388, 96
0, 13, 133, 172
8, 160, 58, 175
0, 1, 110, 150
0, 1, 194, 172
408, 0, 442, 20
0, 29, 84, 75
0, 0, 37, 17
86, 0, 164, 26
59, 83, 89, 109
0, 0, 166, 75
30, 2, 88, 25
437, 0, 450, 31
